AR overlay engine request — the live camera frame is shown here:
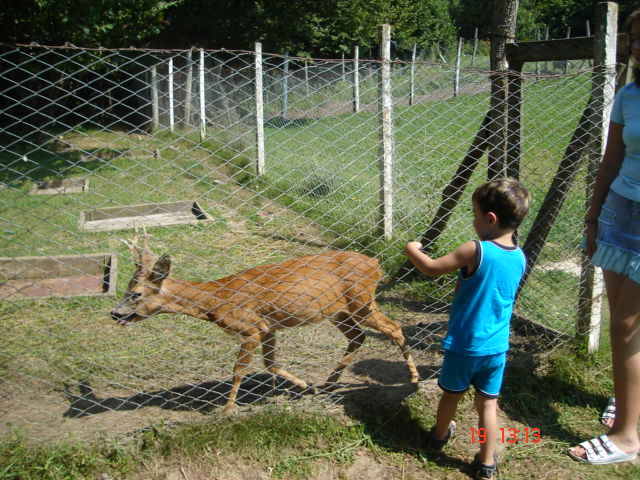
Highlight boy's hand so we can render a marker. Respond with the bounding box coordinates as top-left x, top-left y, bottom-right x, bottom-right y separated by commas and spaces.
406, 241, 424, 252
405, 240, 477, 277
